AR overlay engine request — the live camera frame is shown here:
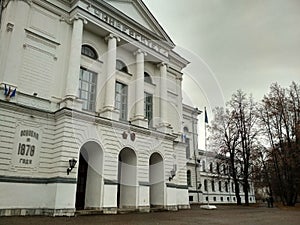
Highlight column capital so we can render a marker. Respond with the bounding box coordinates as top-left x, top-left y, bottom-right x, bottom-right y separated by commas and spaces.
105, 33, 120, 42
157, 62, 168, 68
70, 15, 88, 25
133, 49, 147, 57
